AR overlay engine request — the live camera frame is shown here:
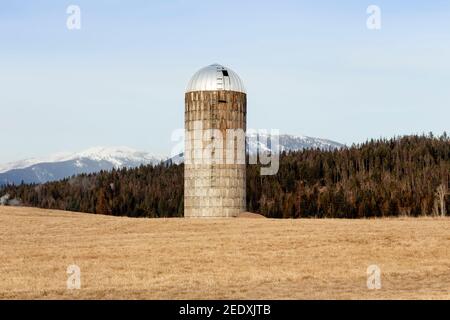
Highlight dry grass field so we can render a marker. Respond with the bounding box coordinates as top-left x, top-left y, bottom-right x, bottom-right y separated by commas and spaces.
0, 206, 449, 300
